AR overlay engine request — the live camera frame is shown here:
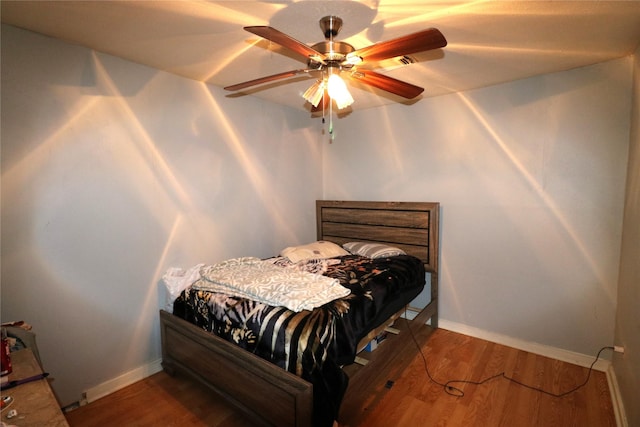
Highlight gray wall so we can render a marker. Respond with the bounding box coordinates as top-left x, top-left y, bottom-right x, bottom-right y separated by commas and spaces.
614, 45, 640, 427
1, 24, 323, 406
323, 58, 632, 357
